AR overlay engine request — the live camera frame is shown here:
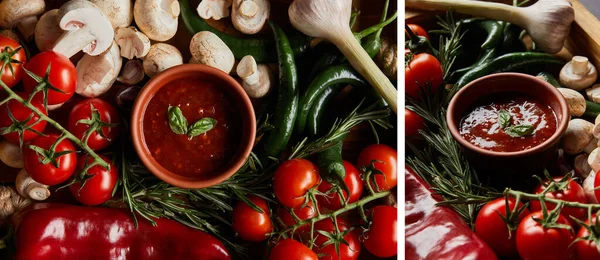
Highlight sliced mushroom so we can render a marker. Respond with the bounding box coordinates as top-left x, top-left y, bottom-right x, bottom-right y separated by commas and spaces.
0, 30, 19, 42
0, 140, 23, 168
115, 26, 151, 59
575, 153, 592, 178
134, 0, 180, 42
89, 0, 133, 29
190, 31, 235, 74
562, 119, 597, 155
0, 0, 45, 40
118, 59, 144, 85
197, 0, 232, 20
560, 56, 598, 91
231, 0, 270, 34
236, 55, 272, 98
143, 43, 183, 77
15, 169, 49, 201
76, 41, 122, 97
557, 88, 586, 117
34, 9, 62, 52
52, 0, 114, 58
586, 84, 600, 104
